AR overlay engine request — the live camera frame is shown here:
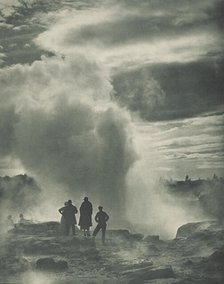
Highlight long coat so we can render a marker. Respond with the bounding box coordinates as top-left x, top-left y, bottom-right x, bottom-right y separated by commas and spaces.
78, 201, 93, 229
